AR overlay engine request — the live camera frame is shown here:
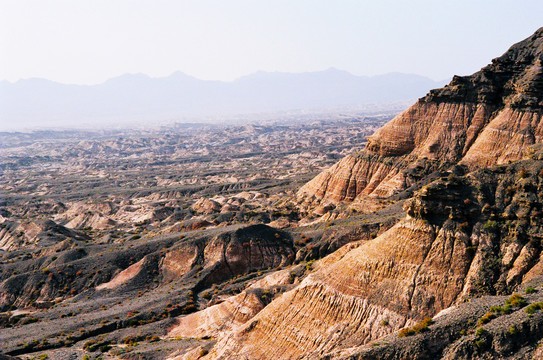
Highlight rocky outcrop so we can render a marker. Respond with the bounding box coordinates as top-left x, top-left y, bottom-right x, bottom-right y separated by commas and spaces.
168, 291, 265, 339
166, 269, 293, 339
299, 27, 543, 204
0, 223, 293, 313
297, 153, 404, 202
96, 257, 146, 290
461, 107, 543, 167
326, 284, 543, 360
206, 149, 543, 359
162, 224, 294, 286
